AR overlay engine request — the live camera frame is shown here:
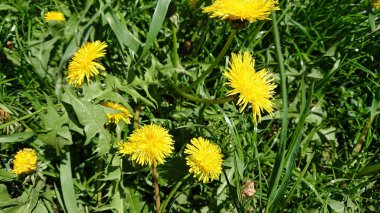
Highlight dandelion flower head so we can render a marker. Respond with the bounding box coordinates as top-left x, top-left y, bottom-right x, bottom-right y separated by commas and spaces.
203, 0, 279, 23
12, 148, 38, 175
185, 137, 223, 183
224, 51, 276, 122
118, 124, 174, 167
44, 11, 65, 22
67, 41, 108, 87
102, 102, 132, 124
